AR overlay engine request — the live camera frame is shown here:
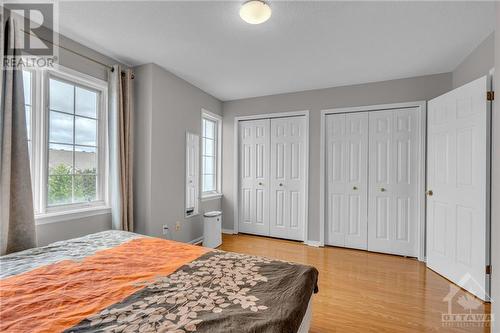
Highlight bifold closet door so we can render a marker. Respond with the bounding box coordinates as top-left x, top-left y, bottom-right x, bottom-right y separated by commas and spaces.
367, 108, 419, 257
238, 119, 270, 236
269, 117, 306, 241
326, 113, 368, 249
